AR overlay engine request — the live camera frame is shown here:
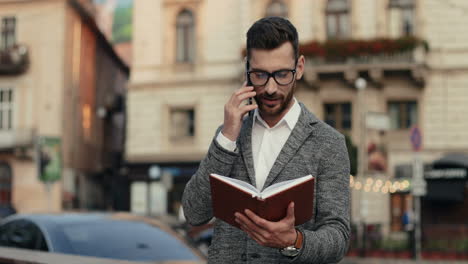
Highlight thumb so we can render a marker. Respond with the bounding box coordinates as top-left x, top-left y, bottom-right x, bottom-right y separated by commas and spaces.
285, 202, 295, 222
